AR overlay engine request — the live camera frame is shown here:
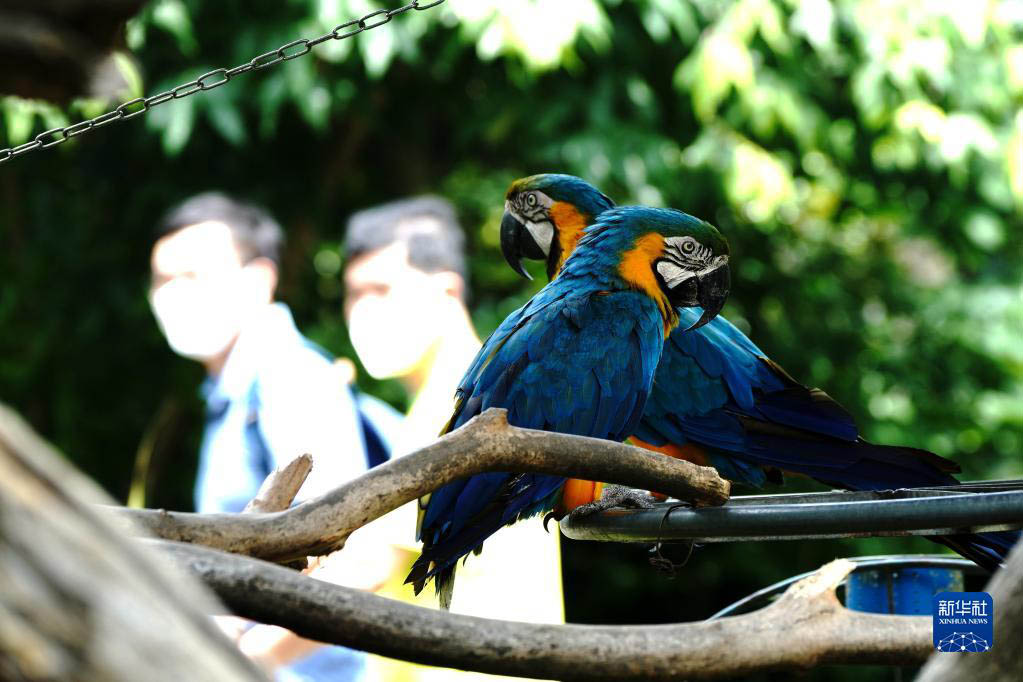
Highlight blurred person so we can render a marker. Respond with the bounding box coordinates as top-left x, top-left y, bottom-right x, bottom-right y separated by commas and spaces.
149, 192, 403, 681
343, 196, 564, 682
